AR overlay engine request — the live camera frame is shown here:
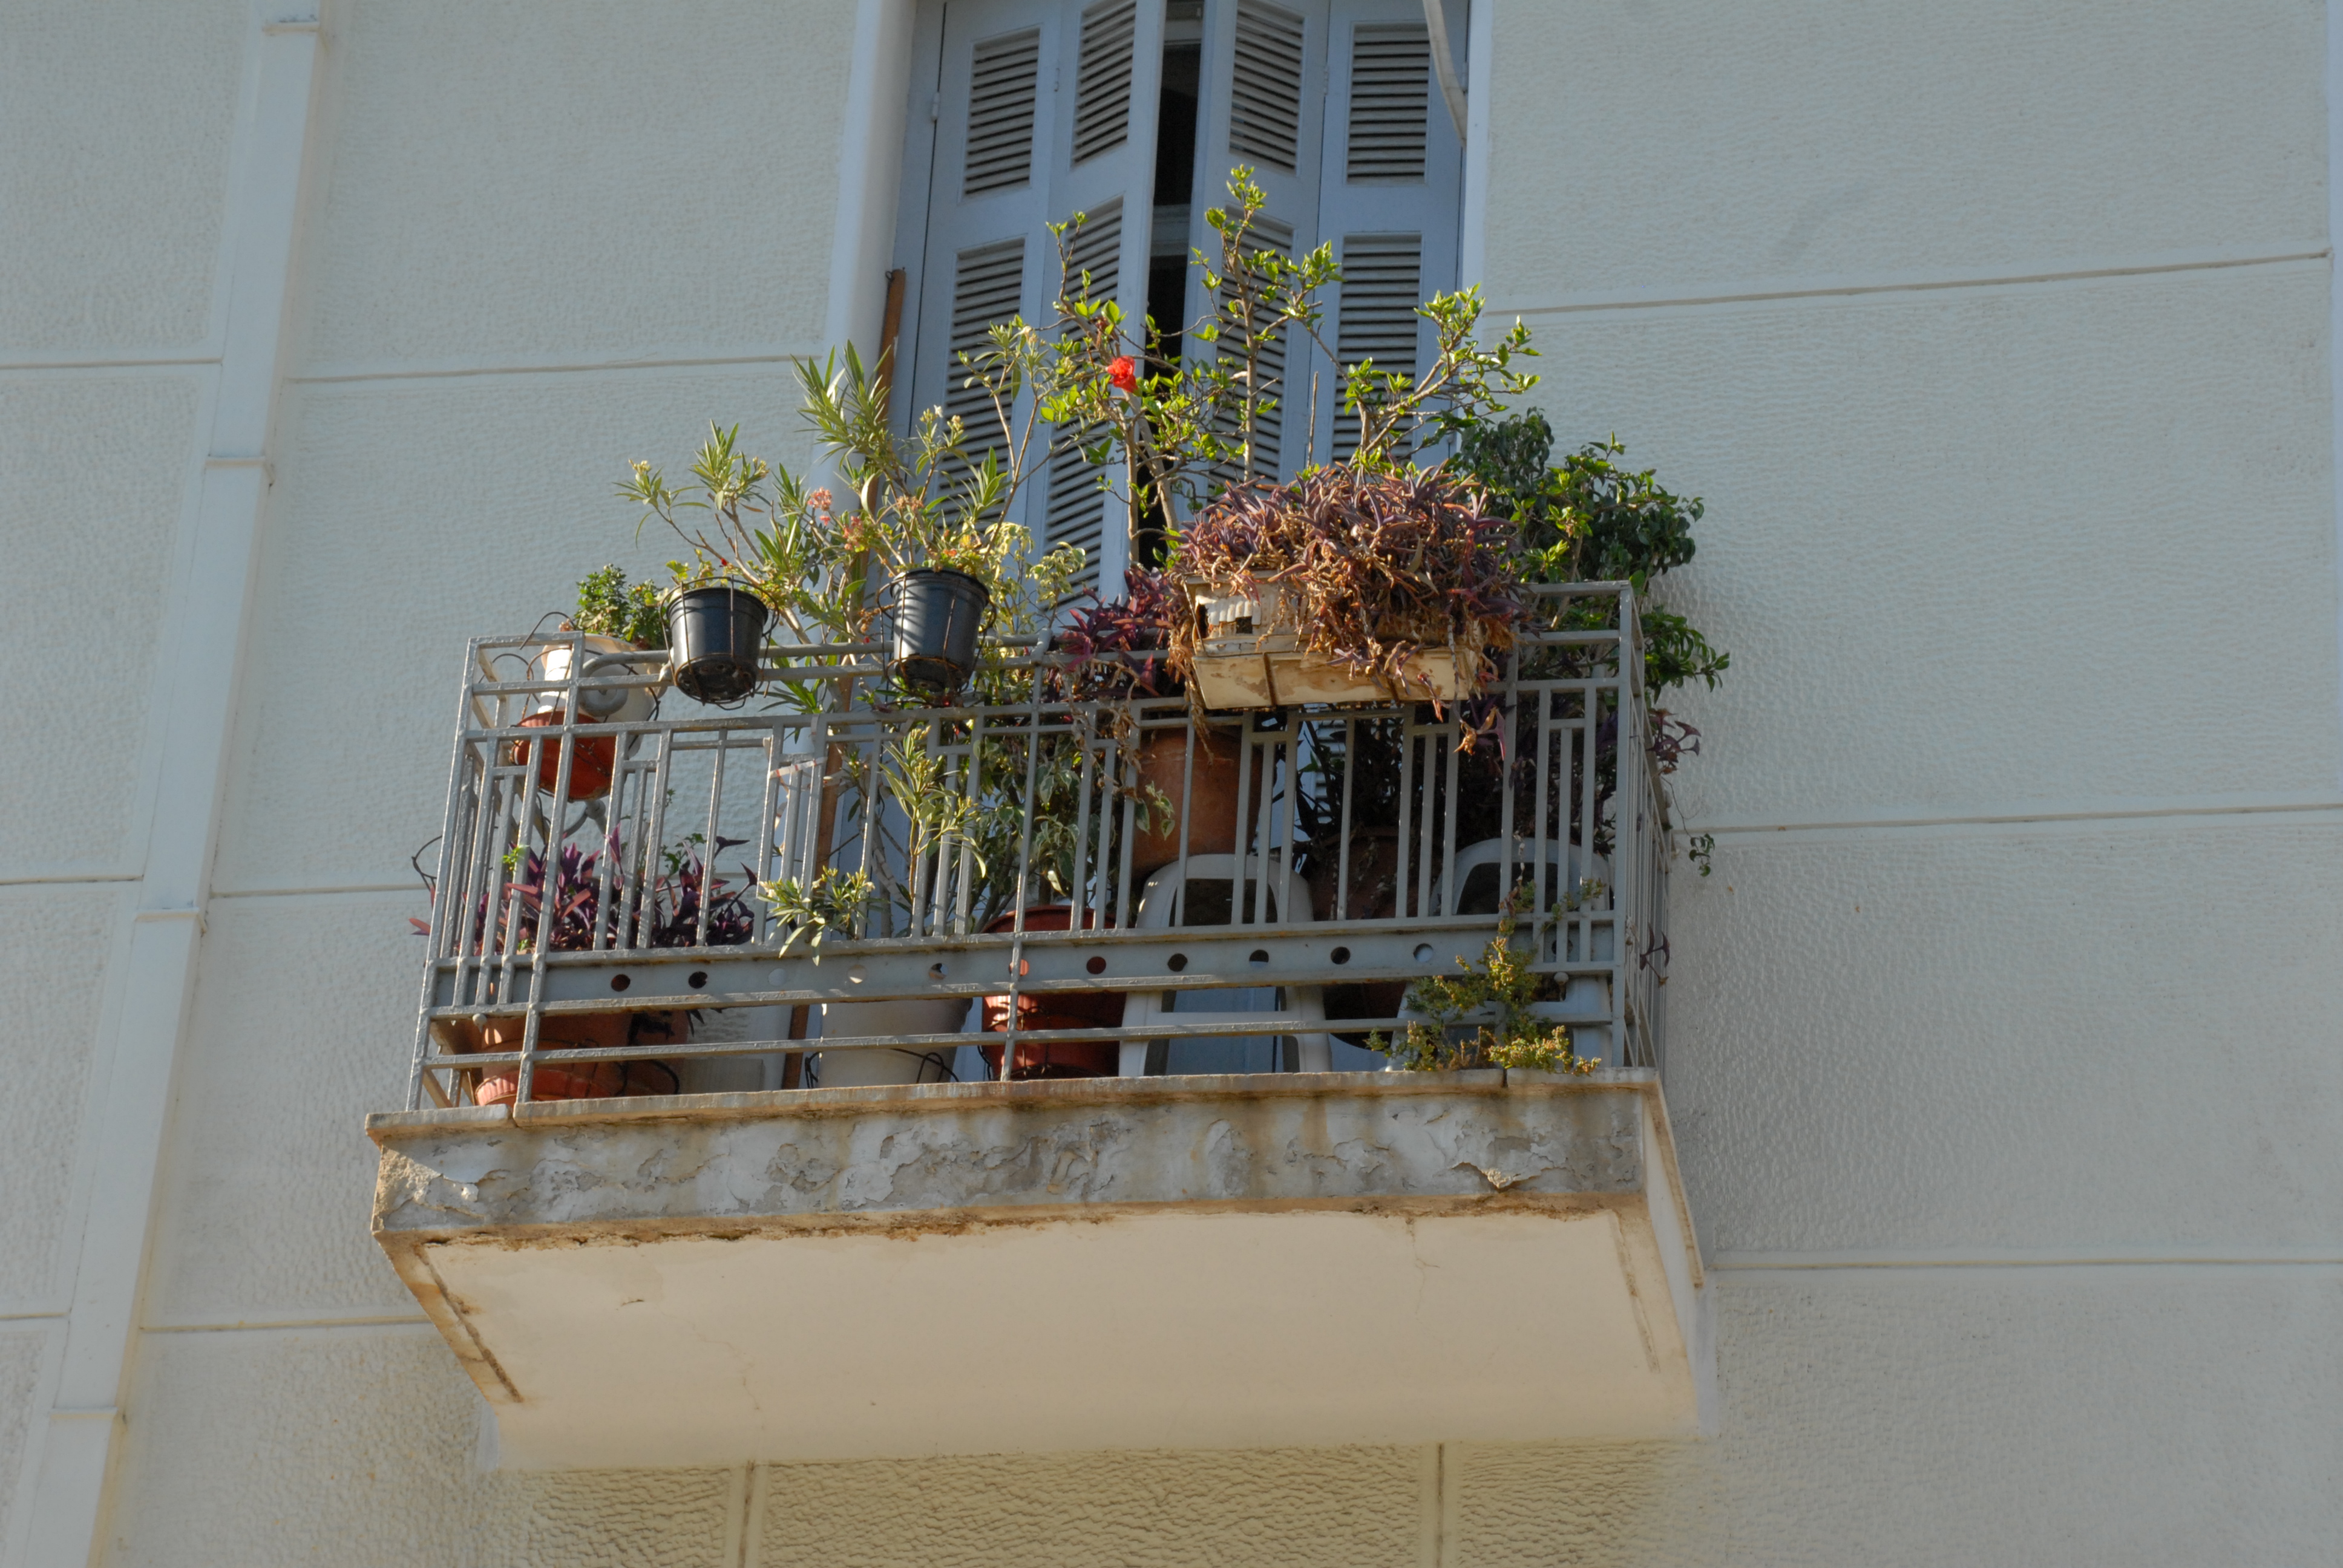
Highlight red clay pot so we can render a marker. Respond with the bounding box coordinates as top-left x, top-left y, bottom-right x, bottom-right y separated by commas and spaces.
504, 710, 618, 799
460, 1010, 682, 1106
1129, 728, 1256, 878
980, 906, 1122, 1078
